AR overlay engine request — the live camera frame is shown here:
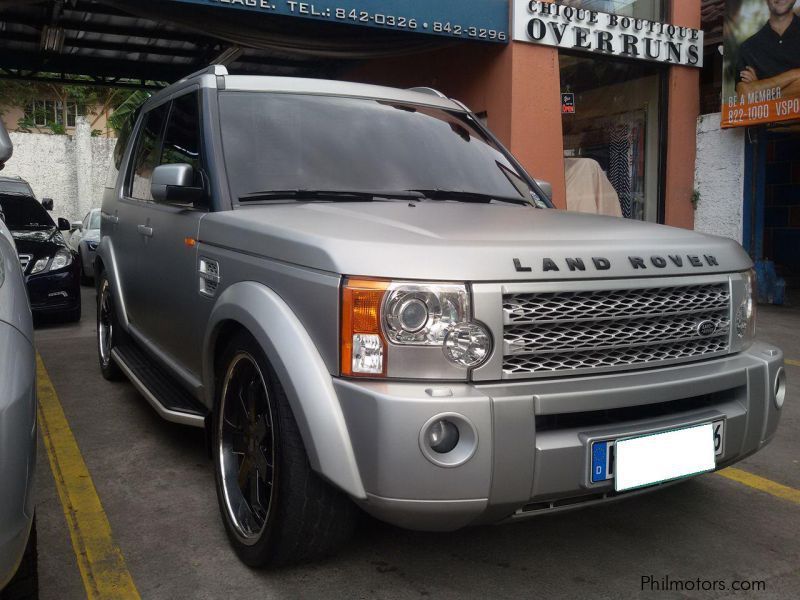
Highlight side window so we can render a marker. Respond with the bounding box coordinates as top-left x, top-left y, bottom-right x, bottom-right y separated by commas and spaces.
127, 103, 168, 201
159, 92, 204, 199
